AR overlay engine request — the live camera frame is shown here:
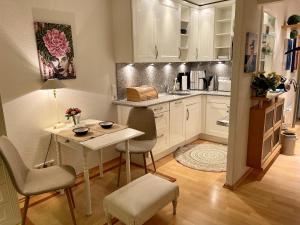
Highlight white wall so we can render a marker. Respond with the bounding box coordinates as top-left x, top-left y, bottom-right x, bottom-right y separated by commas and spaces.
226, 0, 262, 186
0, 0, 118, 172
